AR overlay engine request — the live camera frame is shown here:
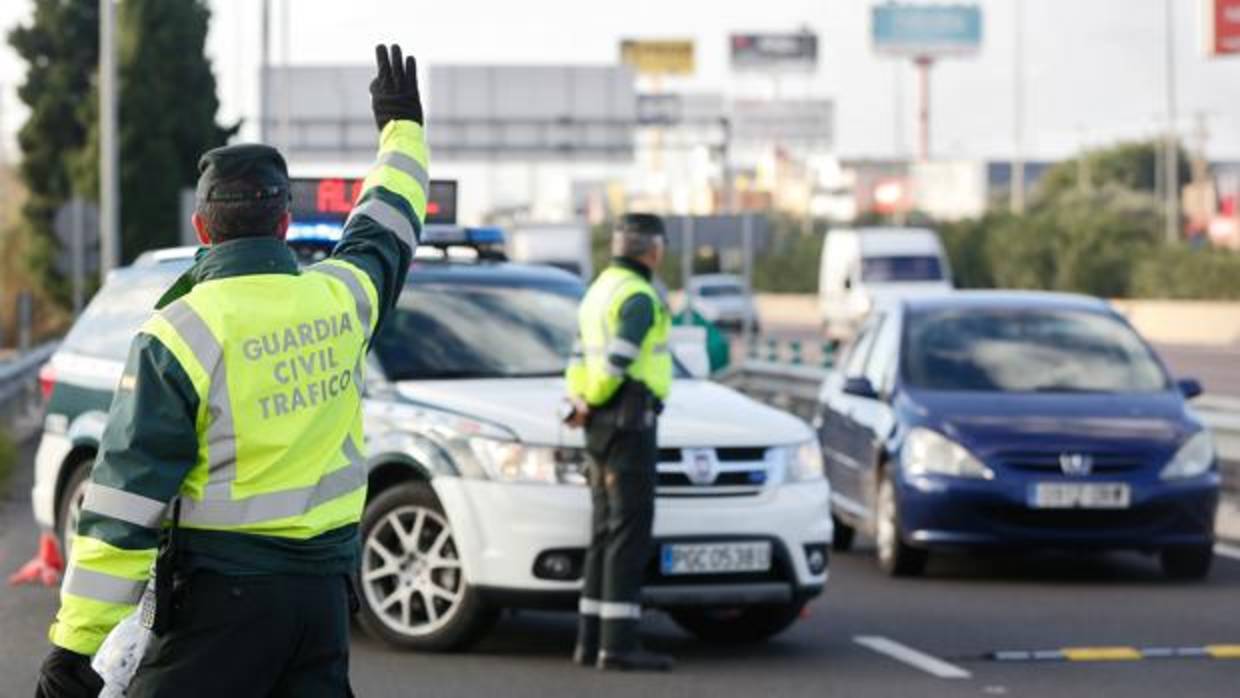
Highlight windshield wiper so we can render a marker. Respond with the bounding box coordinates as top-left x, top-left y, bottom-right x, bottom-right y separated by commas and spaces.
1030, 385, 1115, 394
502, 370, 565, 378
403, 369, 506, 380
